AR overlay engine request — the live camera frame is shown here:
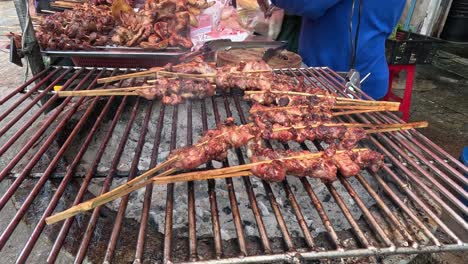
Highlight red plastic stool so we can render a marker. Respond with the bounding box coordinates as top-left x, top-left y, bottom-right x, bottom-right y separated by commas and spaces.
383, 64, 416, 121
